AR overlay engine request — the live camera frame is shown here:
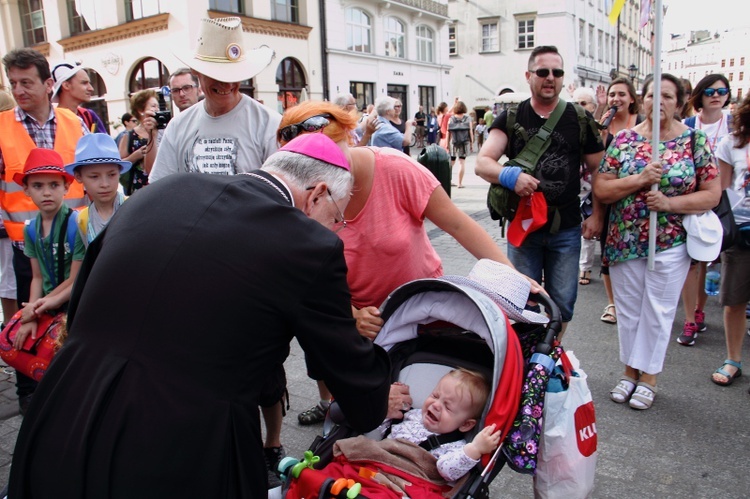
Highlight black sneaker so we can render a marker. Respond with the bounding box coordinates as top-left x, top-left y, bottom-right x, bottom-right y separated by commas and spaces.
18, 394, 32, 416
264, 446, 285, 483
267, 468, 282, 489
